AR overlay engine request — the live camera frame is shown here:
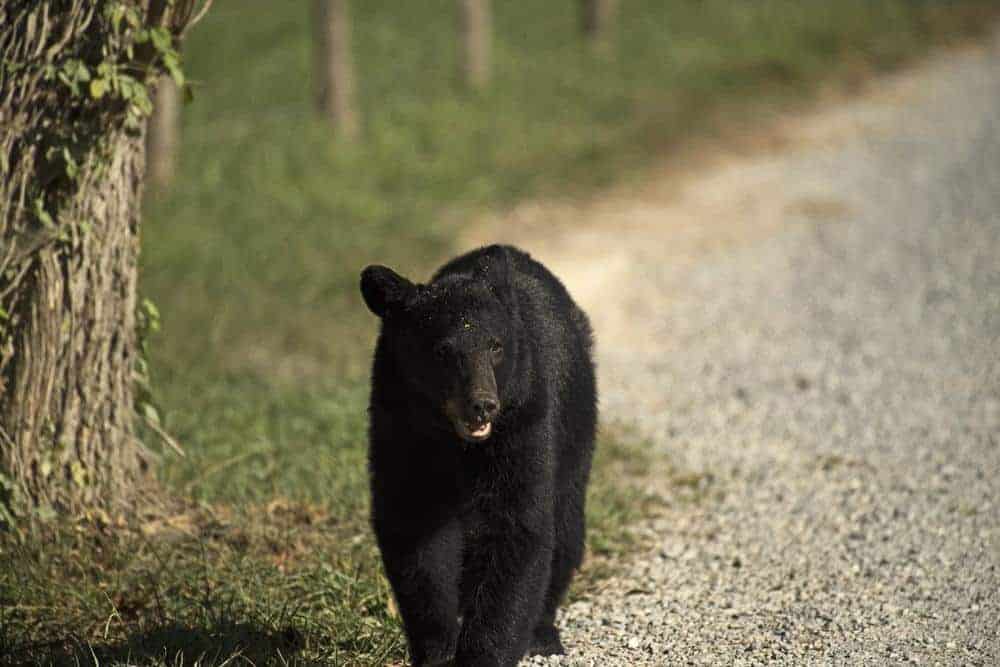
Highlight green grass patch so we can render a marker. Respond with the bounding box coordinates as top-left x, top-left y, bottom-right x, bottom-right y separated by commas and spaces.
143, 0, 999, 386
4, 0, 998, 664
0, 430, 656, 665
